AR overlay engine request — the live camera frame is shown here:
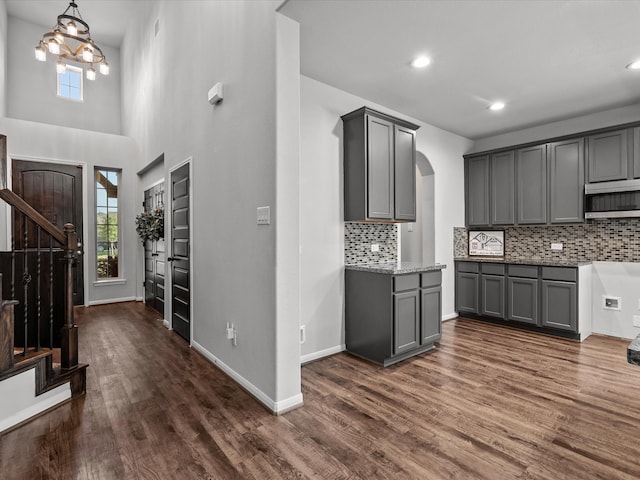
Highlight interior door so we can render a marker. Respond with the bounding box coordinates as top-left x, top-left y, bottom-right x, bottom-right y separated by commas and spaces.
143, 183, 165, 315
12, 160, 84, 305
169, 163, 190, 342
